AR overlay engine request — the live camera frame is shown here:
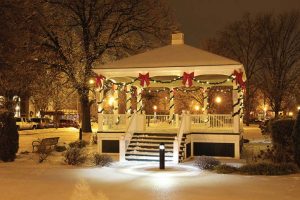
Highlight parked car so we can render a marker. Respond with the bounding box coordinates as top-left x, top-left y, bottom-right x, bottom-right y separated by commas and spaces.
31, 118, 55, 129
58, 119, 79, 129
15, 117, 38, 130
